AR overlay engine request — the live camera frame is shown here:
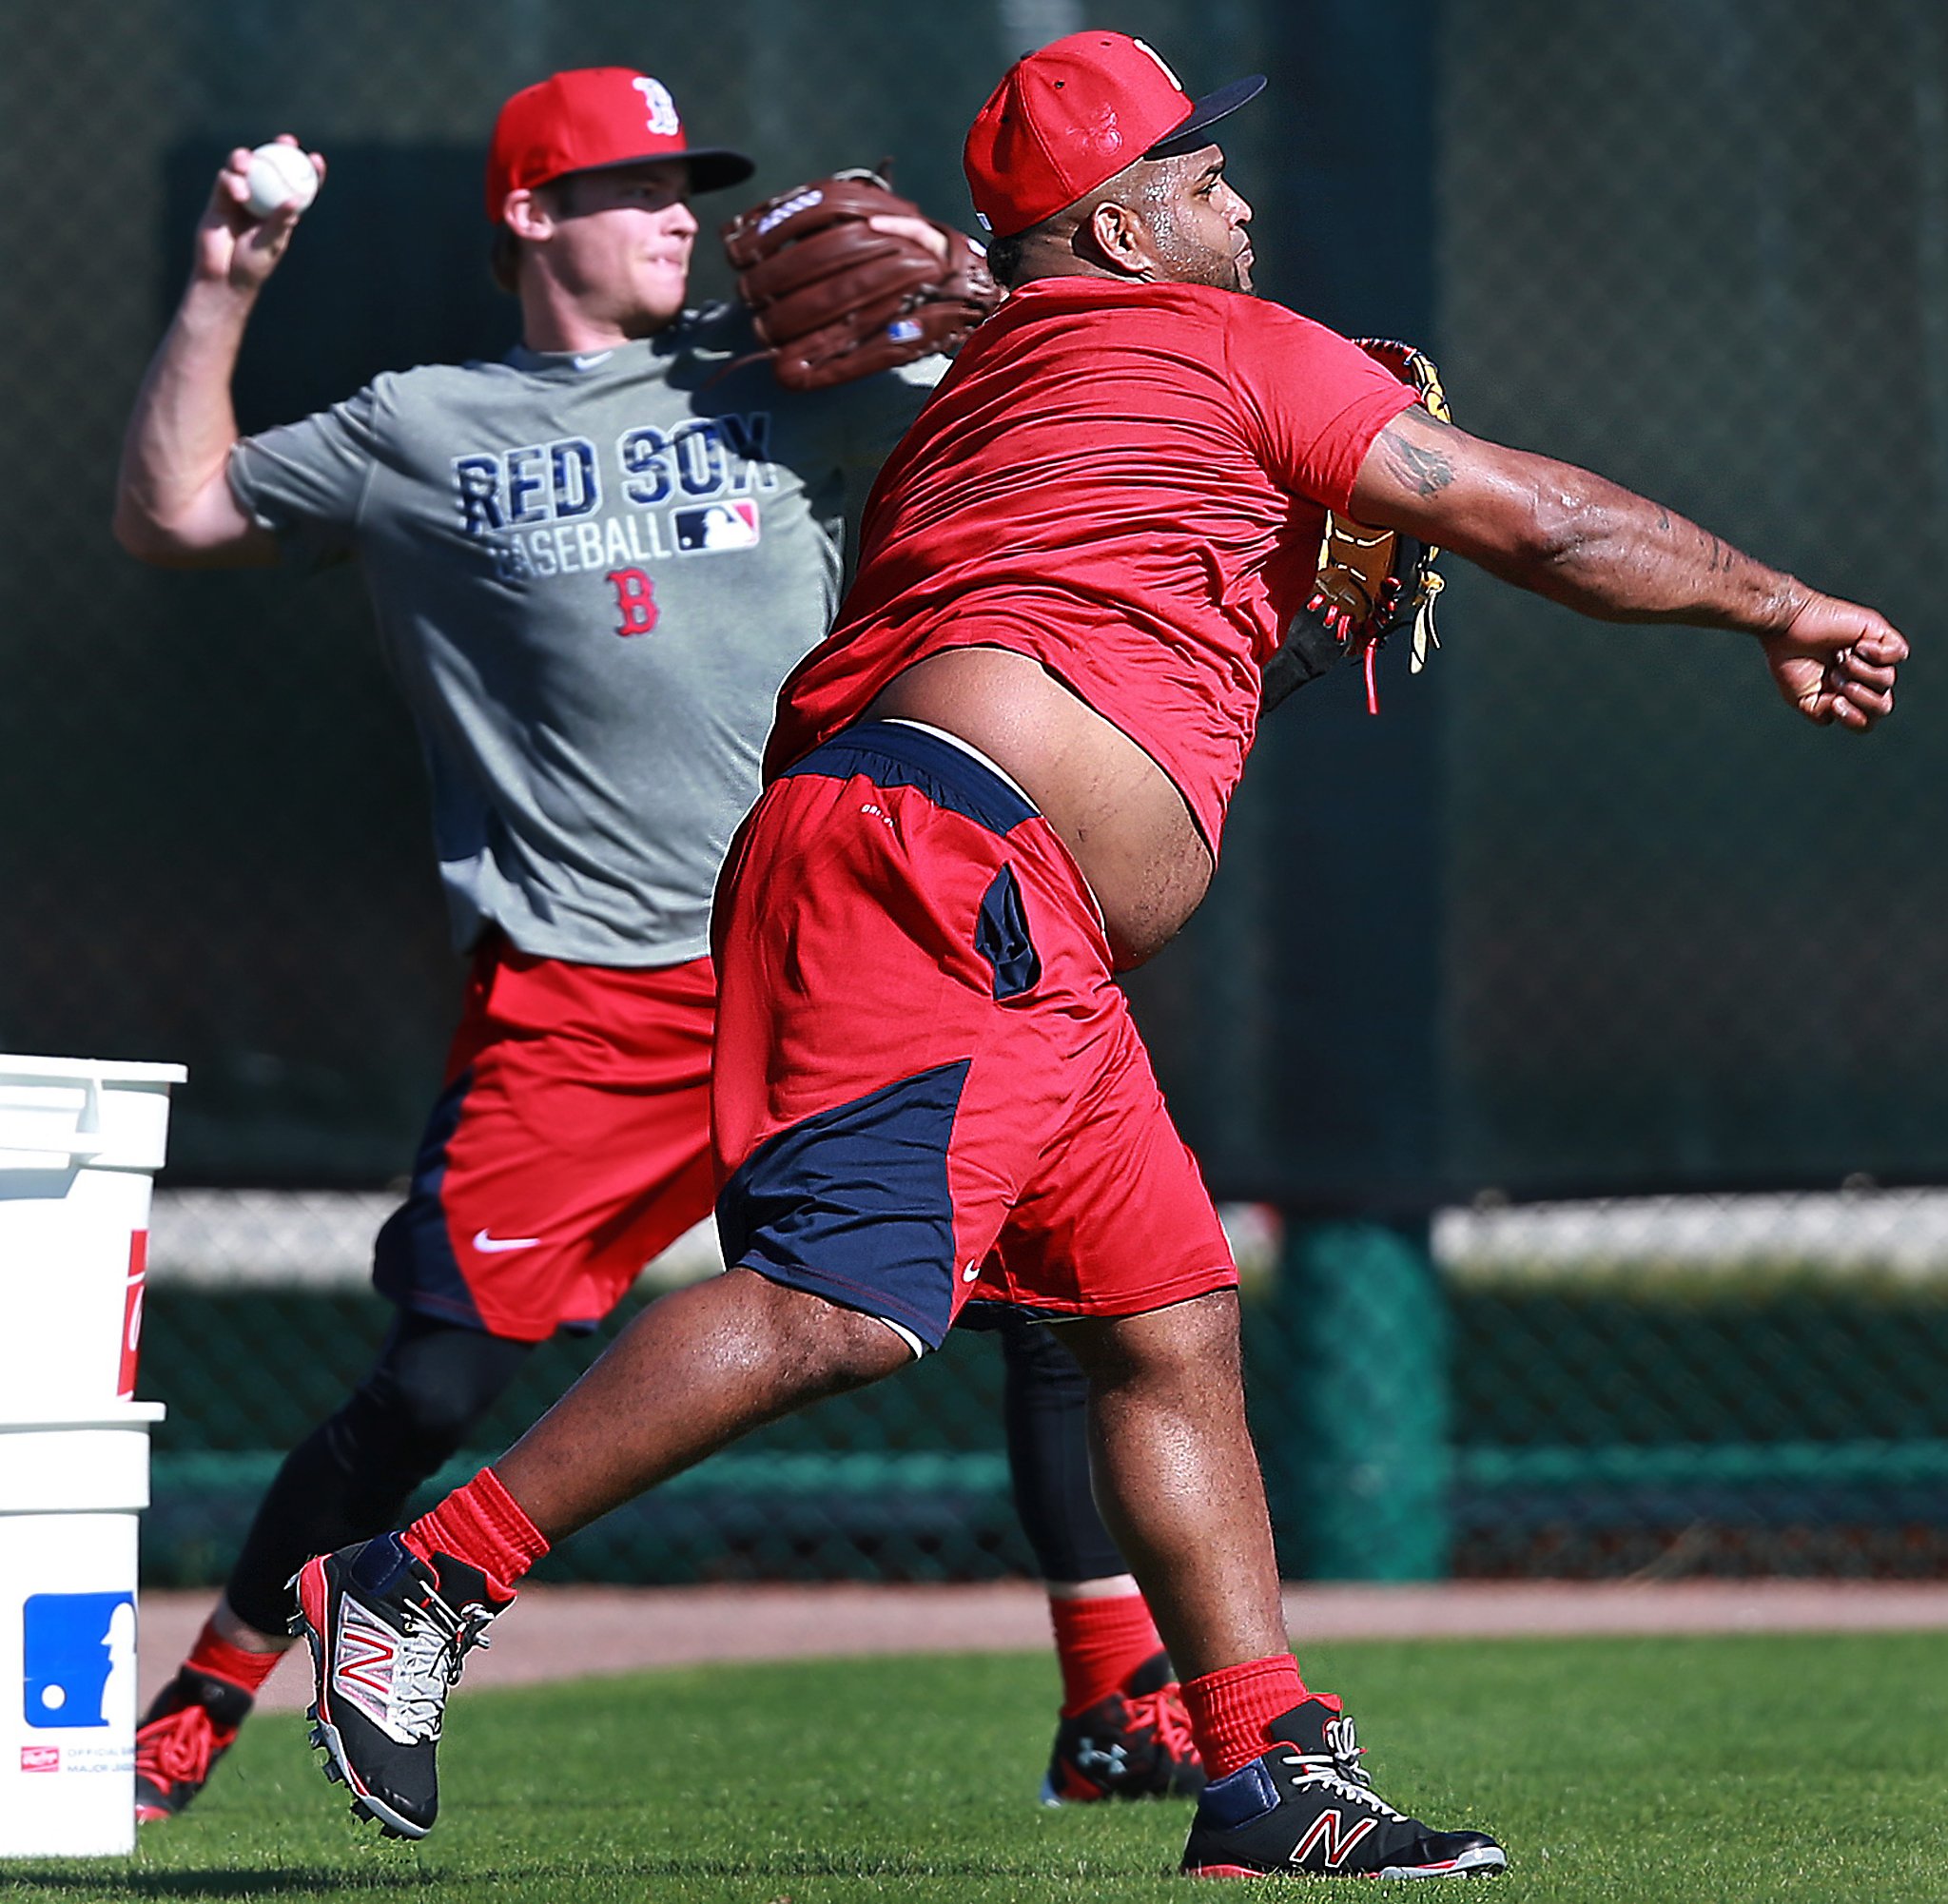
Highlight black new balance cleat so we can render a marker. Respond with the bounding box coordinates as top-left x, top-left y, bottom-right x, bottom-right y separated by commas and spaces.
292, 1533, 511, 1839
1041, 1650, 1206, 1804
1180, 1696, 1506, 1880
133, 1668, 255, 1822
